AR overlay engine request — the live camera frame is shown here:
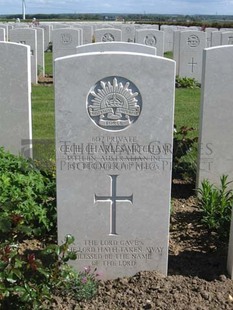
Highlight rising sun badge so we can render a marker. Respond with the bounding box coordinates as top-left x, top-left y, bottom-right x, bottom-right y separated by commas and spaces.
87, 76, 142, 131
